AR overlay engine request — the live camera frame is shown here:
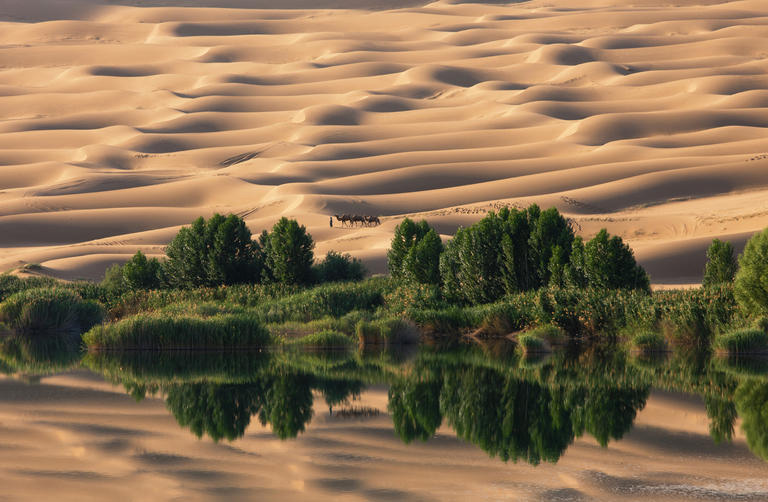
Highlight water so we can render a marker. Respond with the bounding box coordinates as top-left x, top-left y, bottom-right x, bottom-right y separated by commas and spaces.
1, 340, 768, 501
